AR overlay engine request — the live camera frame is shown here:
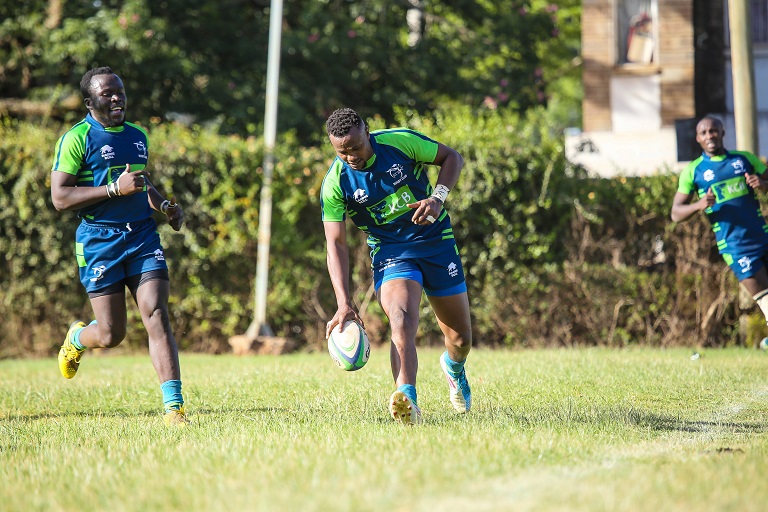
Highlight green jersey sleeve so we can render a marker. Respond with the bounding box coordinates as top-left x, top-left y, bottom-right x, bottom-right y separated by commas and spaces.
677, 157, 701, 195
51, 122, 89, 176
320, 160, 347, 222
733, 150, 768, 175
373, 129, 439, 163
